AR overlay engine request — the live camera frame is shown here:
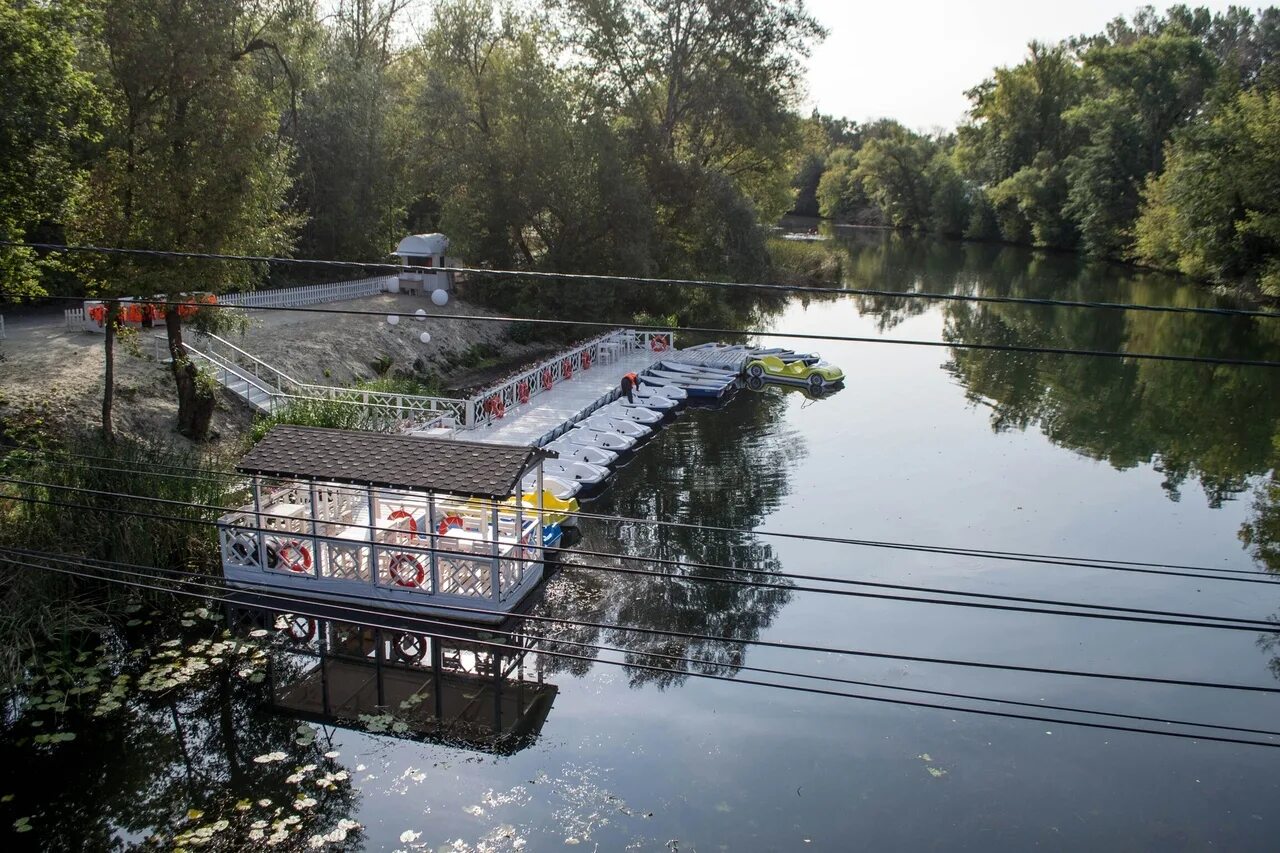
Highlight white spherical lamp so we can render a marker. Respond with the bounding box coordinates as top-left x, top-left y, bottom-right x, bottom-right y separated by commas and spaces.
415, 308, 427, 318
386, 314, 400, 325
419, 331, 432, 344
431, 289, 449, 307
